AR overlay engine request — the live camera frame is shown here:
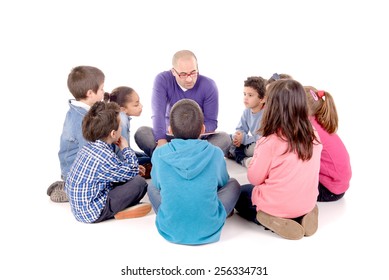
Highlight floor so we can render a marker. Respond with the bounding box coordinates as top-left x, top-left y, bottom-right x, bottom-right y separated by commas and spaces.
4, 156, 384, 280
